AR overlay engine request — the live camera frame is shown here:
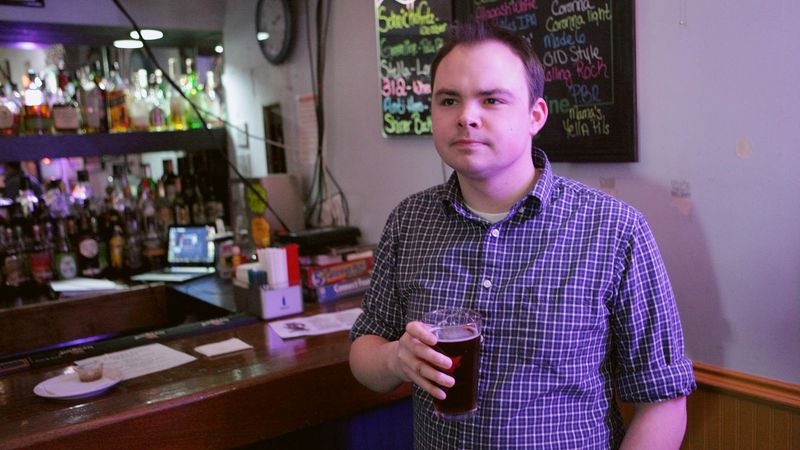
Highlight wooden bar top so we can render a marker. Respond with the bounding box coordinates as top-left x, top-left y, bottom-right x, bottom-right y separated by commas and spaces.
0, 289, 410, 449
